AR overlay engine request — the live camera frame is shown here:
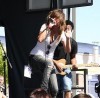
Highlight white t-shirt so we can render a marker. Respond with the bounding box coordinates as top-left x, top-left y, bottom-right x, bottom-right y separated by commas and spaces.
30, 24, 67, 59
